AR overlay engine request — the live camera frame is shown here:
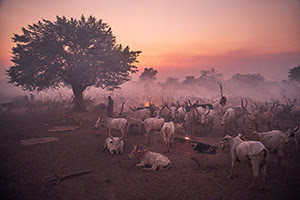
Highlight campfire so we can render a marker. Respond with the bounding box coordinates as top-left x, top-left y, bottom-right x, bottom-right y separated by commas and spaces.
144, 102, 150, 107
184, 136, 190, 142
